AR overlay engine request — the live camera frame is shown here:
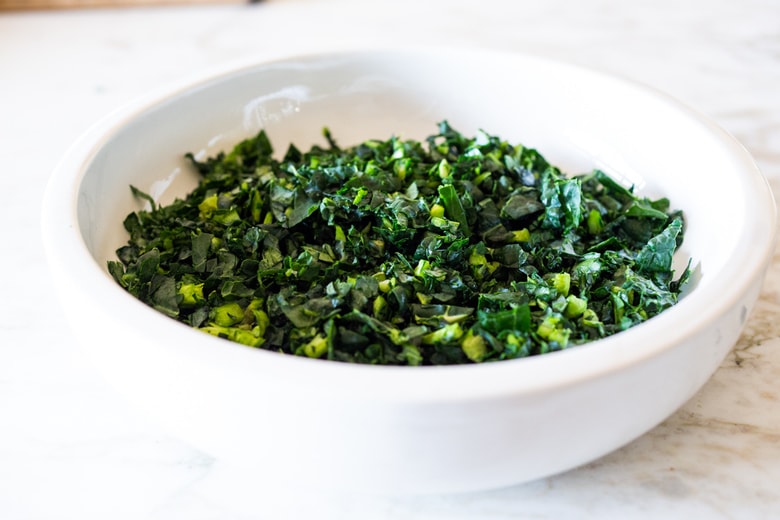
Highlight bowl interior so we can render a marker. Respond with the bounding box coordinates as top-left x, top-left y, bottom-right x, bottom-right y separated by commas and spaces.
63, 49, 773, 396
80, 51, 749, 290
